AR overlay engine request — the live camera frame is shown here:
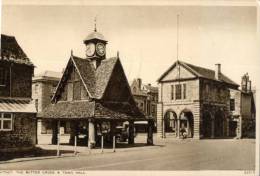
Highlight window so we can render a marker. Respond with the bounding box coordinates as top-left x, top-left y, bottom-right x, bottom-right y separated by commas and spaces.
0, 113, 13, 131
230, 99, 235, 111
175, 84, 182, 100
183, 84, 186, 99
34, 84, 39, 94
151, 105, 156, 113
0, 67, 7, 86
171, 85, 174, 100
